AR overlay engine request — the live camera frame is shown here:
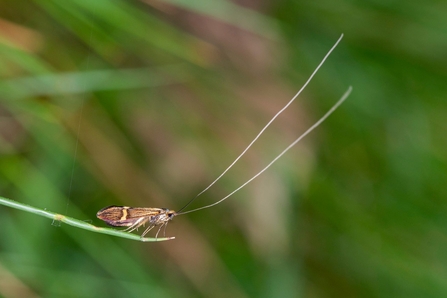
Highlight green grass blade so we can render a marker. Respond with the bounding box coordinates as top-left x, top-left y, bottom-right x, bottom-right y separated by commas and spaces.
0, 196, 174, 242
